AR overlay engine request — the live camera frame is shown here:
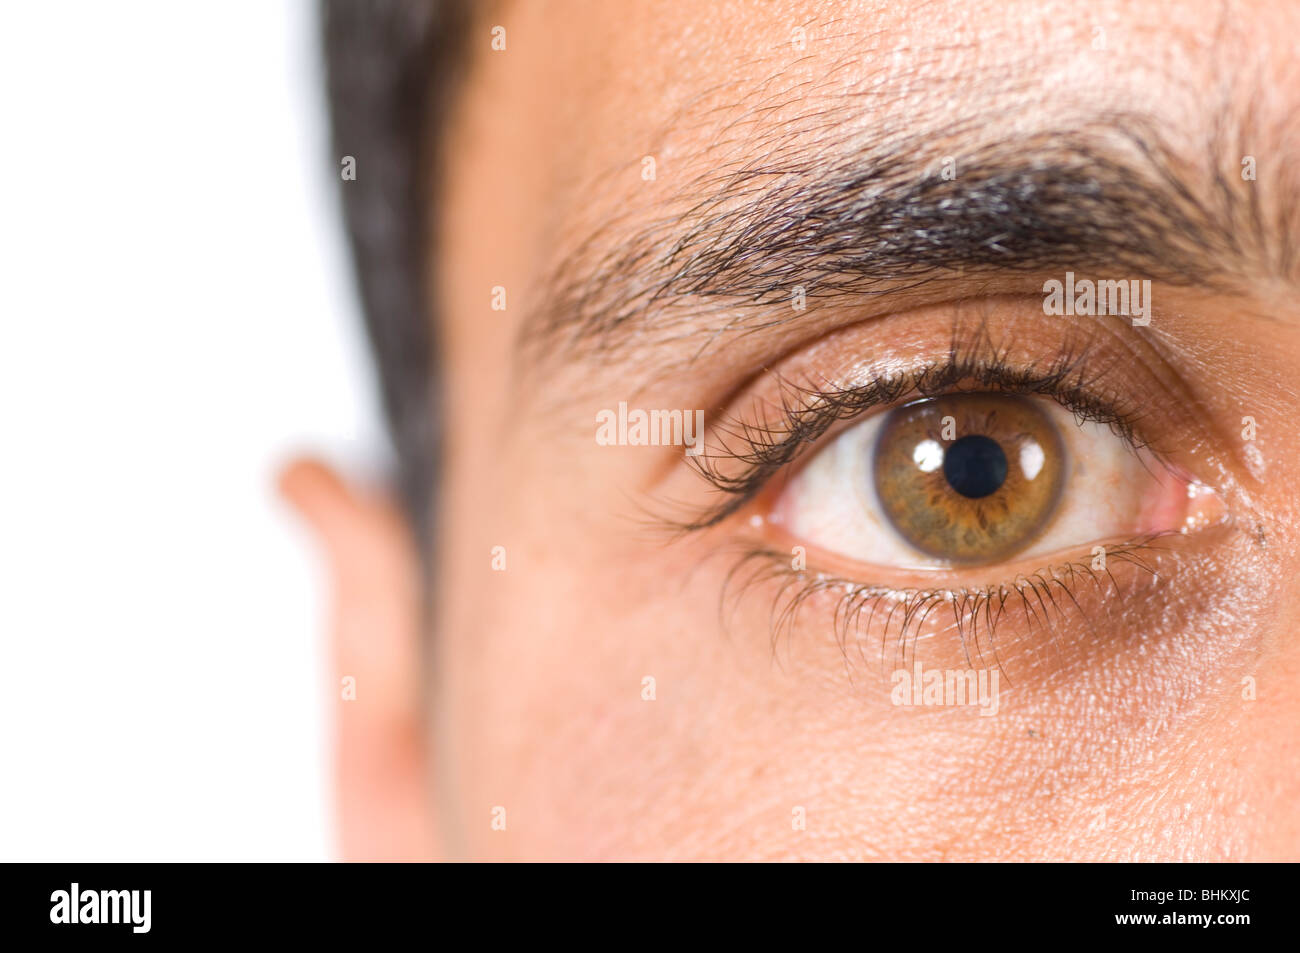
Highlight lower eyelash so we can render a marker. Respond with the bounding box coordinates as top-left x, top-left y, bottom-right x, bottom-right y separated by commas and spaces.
716, 534, 1173, 677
